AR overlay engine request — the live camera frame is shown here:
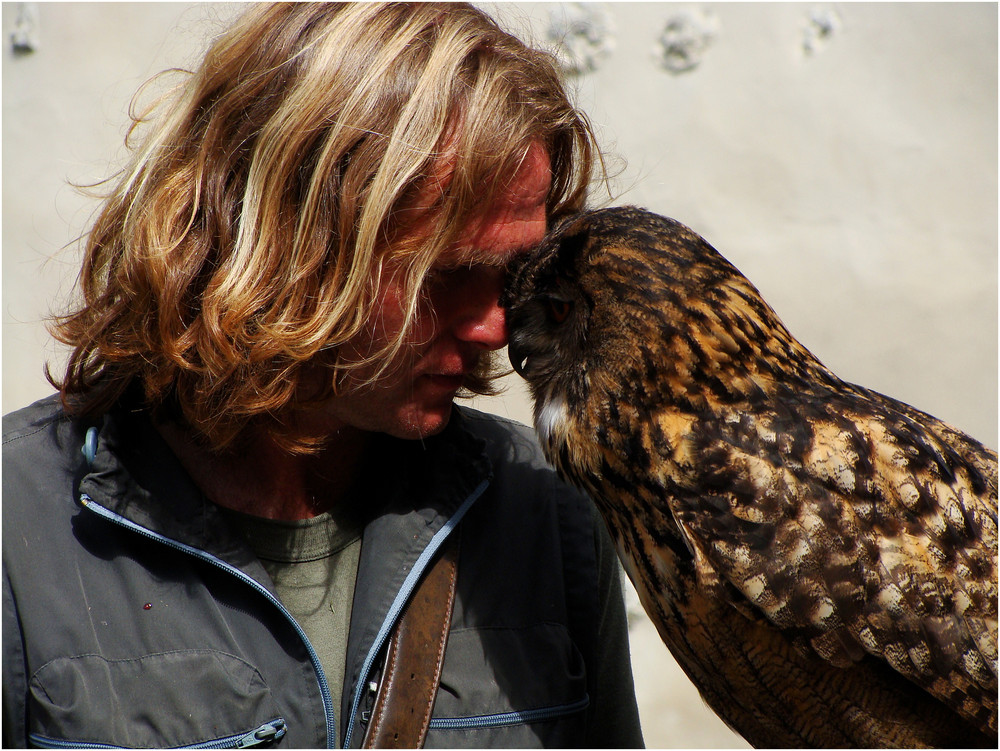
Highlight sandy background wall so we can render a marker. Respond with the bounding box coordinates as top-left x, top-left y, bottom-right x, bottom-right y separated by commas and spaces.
3, 3, 996, 748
